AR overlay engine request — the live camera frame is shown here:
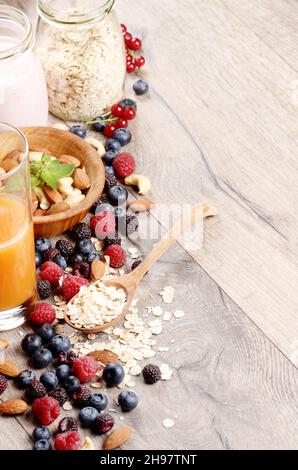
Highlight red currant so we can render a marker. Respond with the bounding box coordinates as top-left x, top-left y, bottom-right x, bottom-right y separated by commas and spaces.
130, 38, 142, 52
126, 62, 136, 74
122, 107, 136, 121
111, 103, 124, 118
124, 32, 132, 46
126, 53, 133, 63
121, 24, 127, 34
104, 123, 117, 138
134, 56, 146, 68
115, 118, 128, 129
